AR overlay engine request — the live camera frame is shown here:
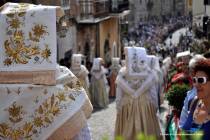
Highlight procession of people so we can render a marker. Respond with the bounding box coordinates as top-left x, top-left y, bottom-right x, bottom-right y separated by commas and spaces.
1, 2, 210, 140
